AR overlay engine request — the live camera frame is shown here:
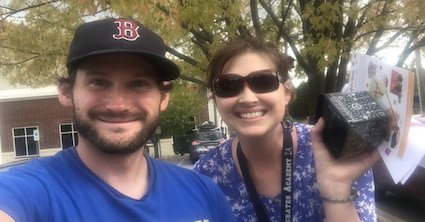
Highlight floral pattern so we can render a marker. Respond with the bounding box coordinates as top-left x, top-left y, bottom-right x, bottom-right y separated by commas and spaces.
193, 122, 377, 222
